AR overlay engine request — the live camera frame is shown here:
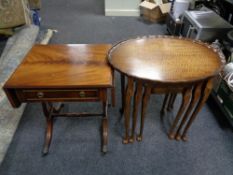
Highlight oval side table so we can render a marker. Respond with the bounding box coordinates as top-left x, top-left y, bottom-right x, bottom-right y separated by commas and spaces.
108, 36, 225, 144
